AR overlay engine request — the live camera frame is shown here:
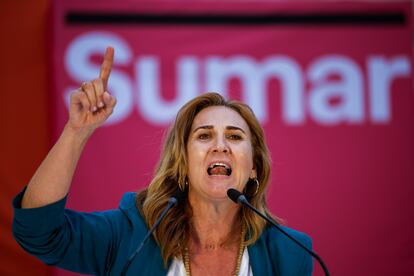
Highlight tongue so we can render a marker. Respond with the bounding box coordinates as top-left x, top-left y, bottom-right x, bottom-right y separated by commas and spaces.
210, 167, 228, 175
